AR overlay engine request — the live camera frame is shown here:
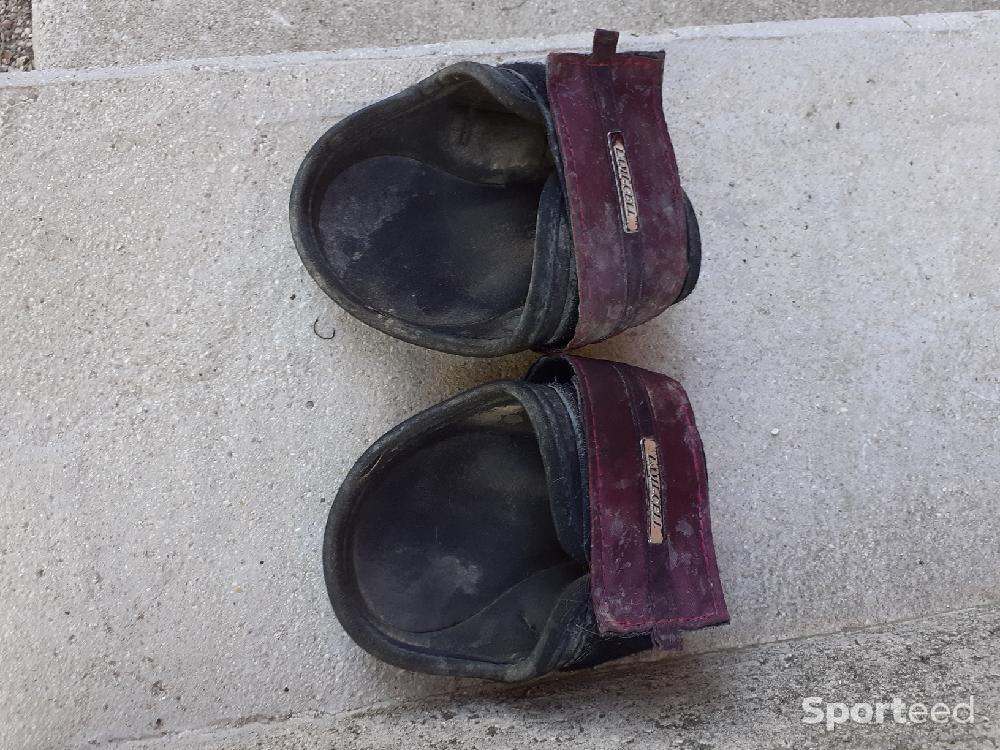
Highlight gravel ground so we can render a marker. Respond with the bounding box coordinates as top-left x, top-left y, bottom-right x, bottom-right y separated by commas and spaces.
0, 0, 32, 71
